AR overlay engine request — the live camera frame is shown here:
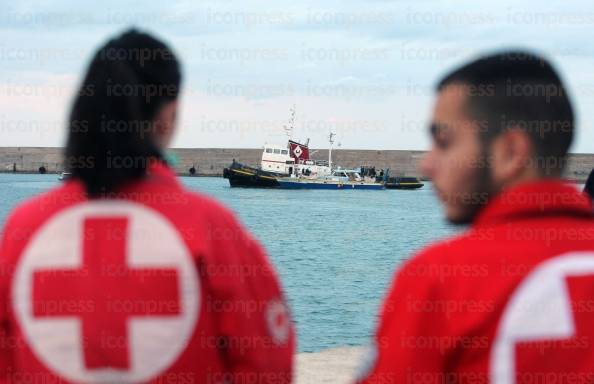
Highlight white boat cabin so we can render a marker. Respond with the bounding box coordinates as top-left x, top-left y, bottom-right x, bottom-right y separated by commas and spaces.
261, 144, 294, 175
261, 143, 332, 177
